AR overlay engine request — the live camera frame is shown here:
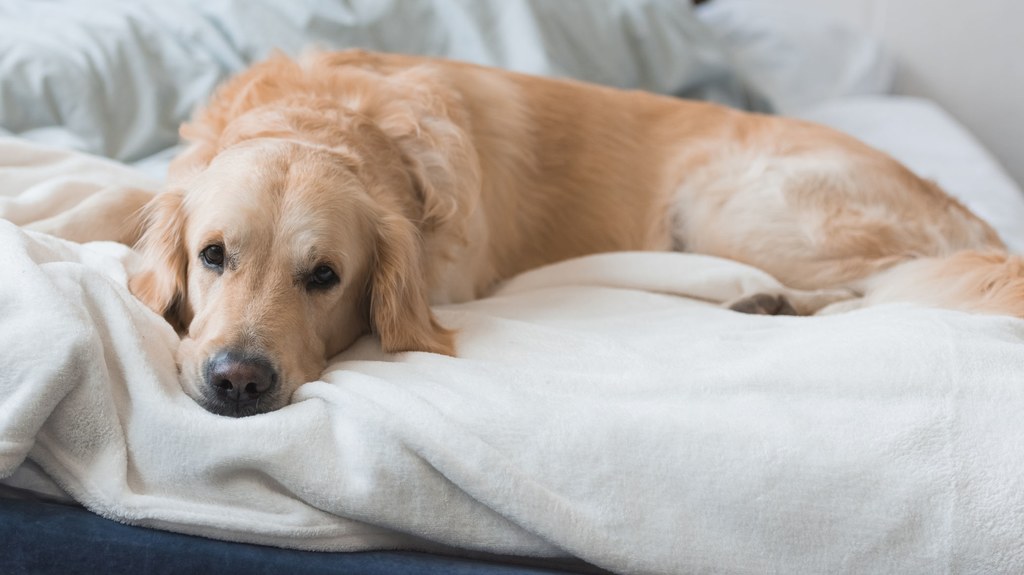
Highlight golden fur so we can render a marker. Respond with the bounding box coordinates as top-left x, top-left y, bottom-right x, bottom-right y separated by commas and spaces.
76, 50, 1022, 414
